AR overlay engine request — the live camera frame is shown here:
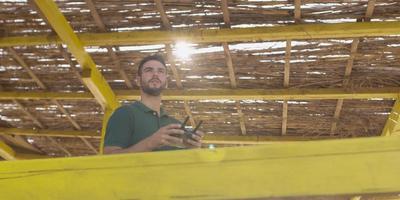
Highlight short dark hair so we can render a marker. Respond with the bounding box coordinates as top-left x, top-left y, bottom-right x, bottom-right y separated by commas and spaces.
137, 54, 167, 76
